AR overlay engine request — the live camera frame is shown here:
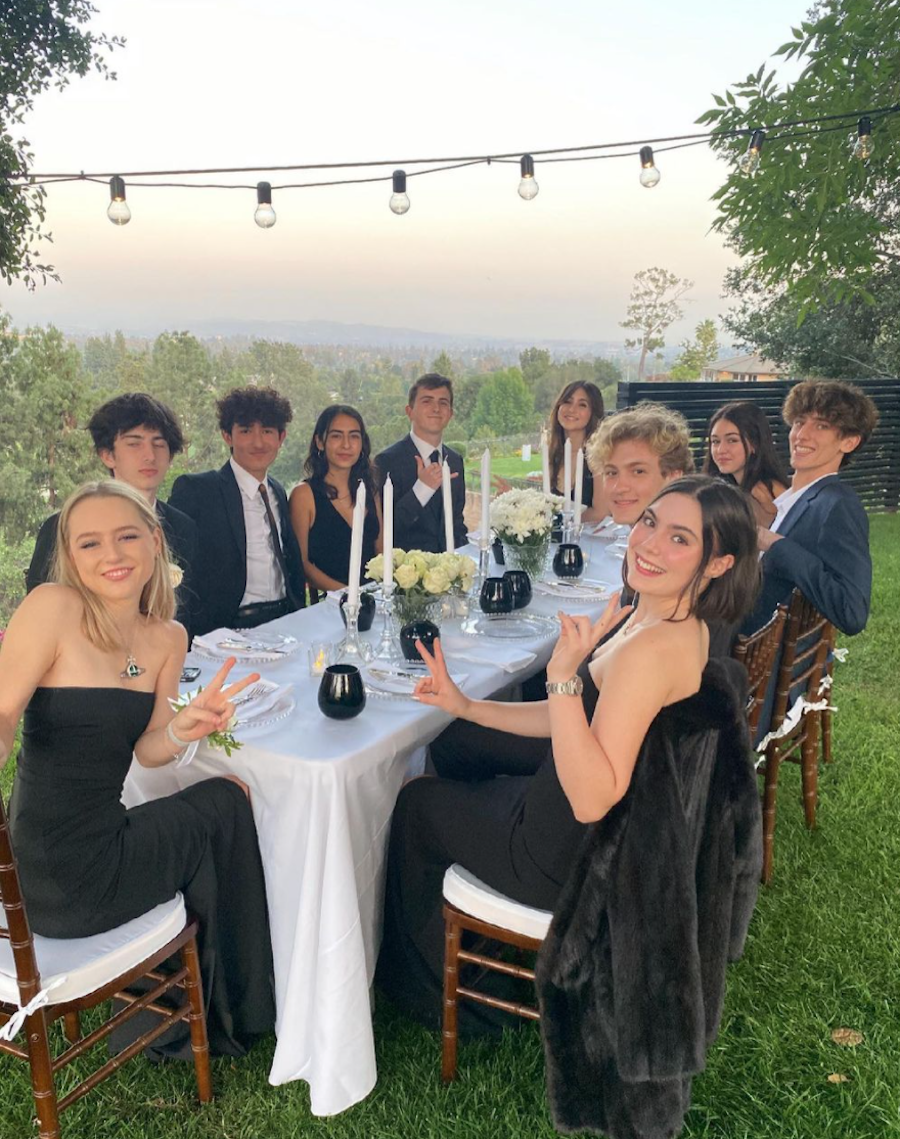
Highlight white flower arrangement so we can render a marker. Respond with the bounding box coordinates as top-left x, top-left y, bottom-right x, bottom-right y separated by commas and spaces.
490, 488, 557, 546
365, 548, 476, 596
